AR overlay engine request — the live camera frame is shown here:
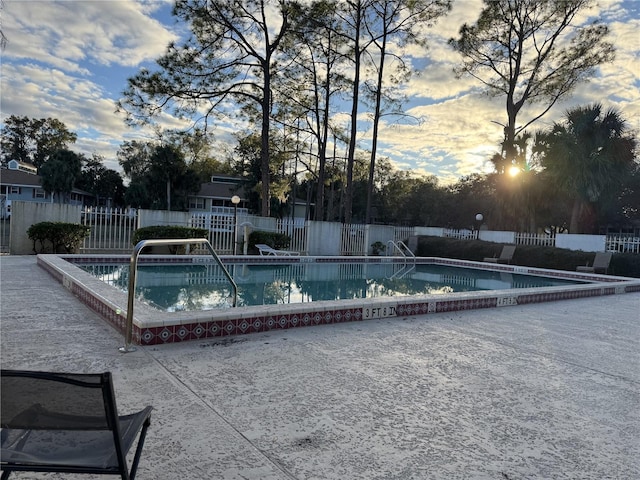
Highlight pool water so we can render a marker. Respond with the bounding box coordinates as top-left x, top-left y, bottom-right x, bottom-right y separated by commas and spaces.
80, 262, 588, 312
